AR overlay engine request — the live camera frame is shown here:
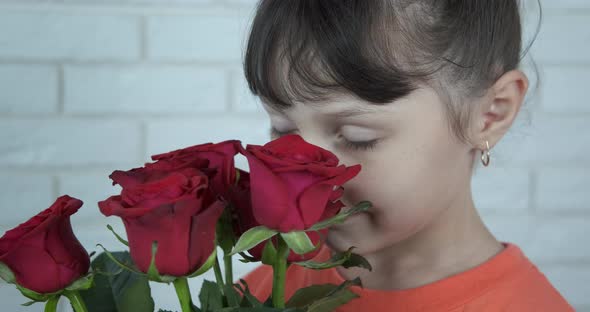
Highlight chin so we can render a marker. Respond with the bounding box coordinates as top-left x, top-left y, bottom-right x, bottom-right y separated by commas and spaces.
325, 212, 369, 253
